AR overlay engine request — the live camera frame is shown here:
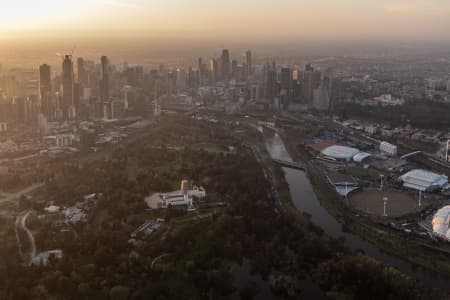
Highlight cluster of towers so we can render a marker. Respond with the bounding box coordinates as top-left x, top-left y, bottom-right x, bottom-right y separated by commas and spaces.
39, 55, 110, 122
197, 49, 253, 85
263, 62, 333, 111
